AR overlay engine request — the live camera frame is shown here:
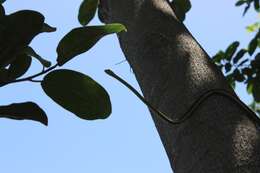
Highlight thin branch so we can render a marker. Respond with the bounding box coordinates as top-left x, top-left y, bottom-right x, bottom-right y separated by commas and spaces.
4, 63, 58, 85
28, 79, 43, 83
